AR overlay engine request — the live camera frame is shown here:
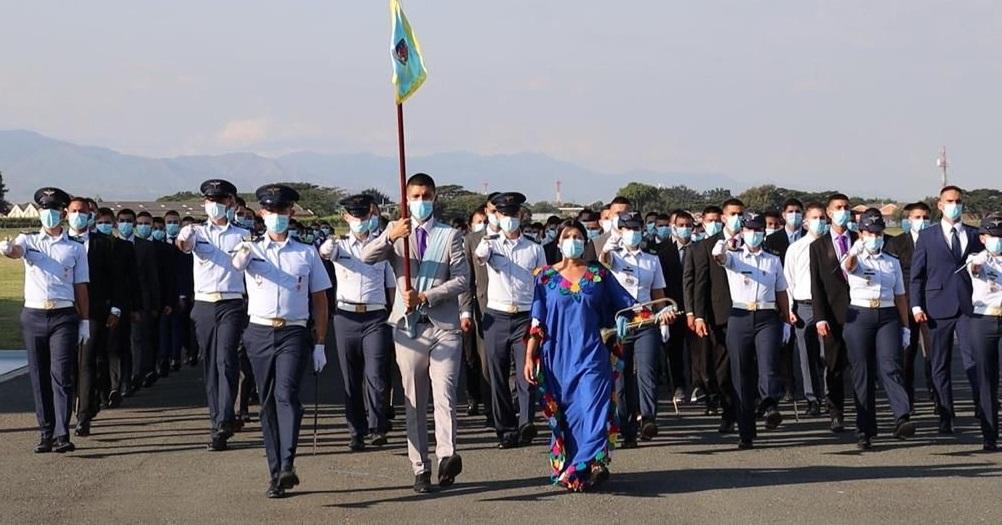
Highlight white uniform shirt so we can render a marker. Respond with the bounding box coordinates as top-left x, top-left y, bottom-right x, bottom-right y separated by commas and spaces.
722, 246, 787, 306
16, 229, 89, 304
969, 254, 1002, 313
784, 233, 817, 302
331, 234, 396, 305
187, 221, 248, 295
244, 237, 332, 320
846, 250, 905, 303
475, 234, 547, 311
609, 247, 667, 303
